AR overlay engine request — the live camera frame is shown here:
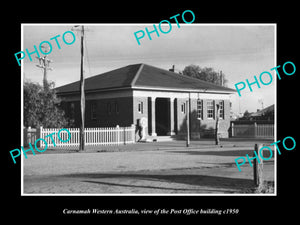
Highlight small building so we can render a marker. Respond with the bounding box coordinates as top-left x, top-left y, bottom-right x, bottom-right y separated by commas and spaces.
56, 63, 236, 139
249, 104, 274, 121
